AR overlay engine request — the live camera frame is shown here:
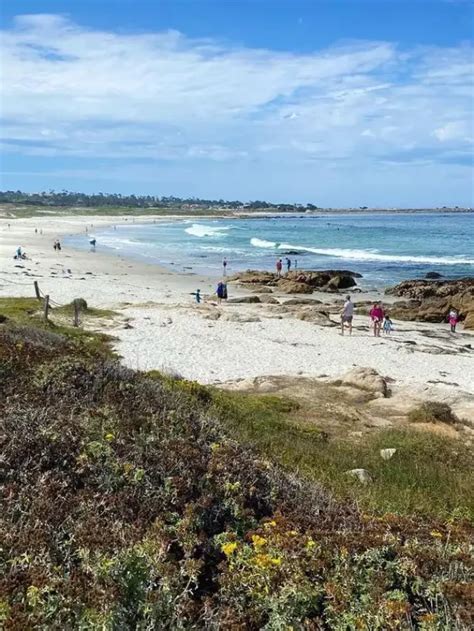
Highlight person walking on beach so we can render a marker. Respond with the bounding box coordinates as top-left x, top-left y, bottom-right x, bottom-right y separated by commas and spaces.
216, 281, 227, 304
276, 258, 283, 278
340, 295, 354, 336
222, 257, 228, 276
448, 308, 459, 333
369, 302, 384, 337
285, 257, 291, 273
